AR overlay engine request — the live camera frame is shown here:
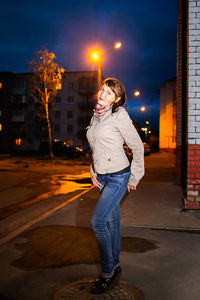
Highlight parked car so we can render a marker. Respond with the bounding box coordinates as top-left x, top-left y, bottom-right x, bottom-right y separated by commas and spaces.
39, 141, 83, 158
